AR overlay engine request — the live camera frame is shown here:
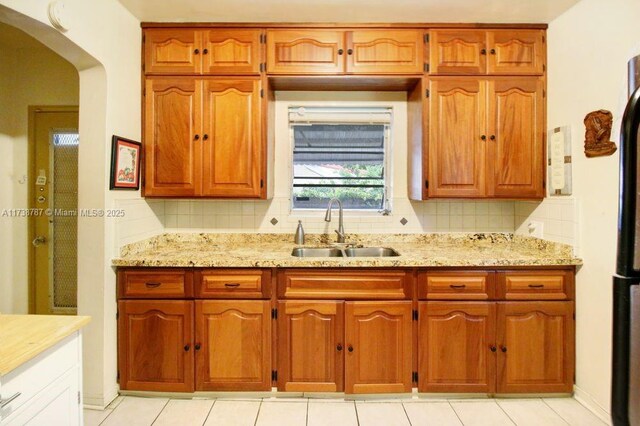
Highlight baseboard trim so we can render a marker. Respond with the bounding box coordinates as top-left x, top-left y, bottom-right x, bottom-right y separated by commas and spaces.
573, 385, 612, 425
